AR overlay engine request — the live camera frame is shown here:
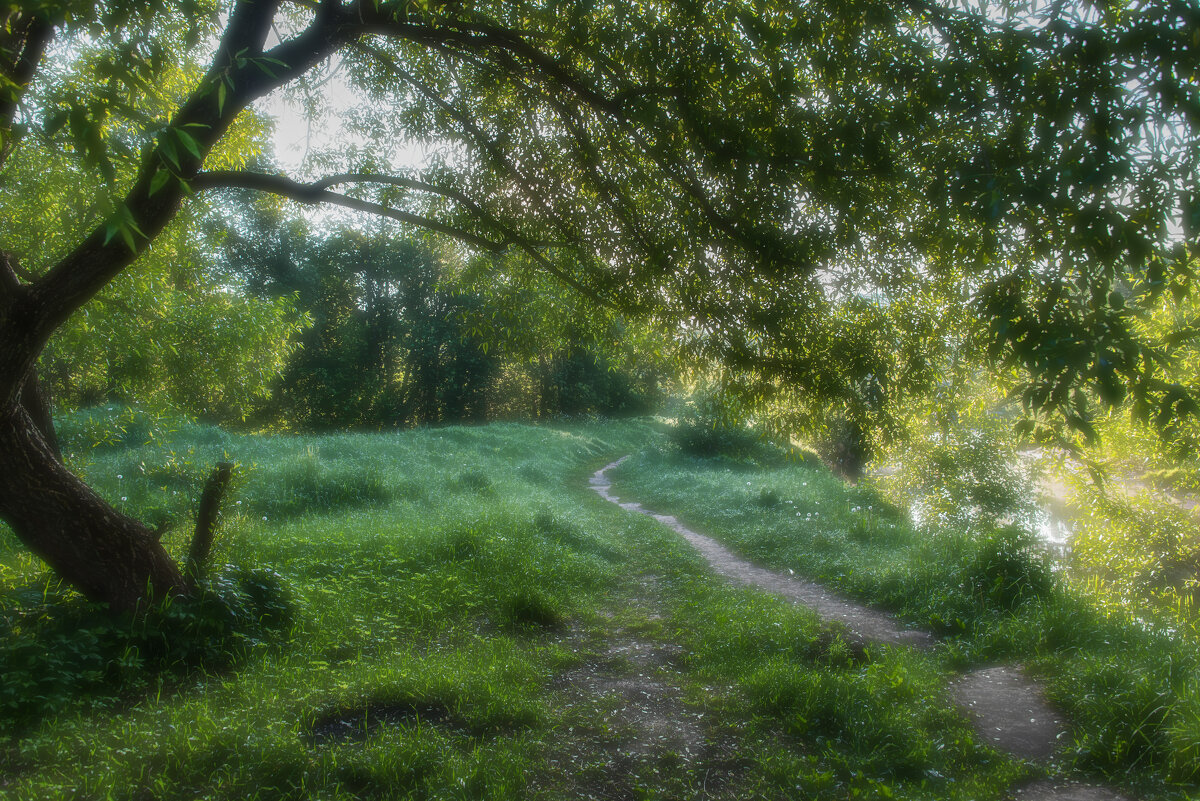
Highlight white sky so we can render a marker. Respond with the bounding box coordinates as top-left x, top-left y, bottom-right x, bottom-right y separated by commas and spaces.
256, 53, 434, 178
